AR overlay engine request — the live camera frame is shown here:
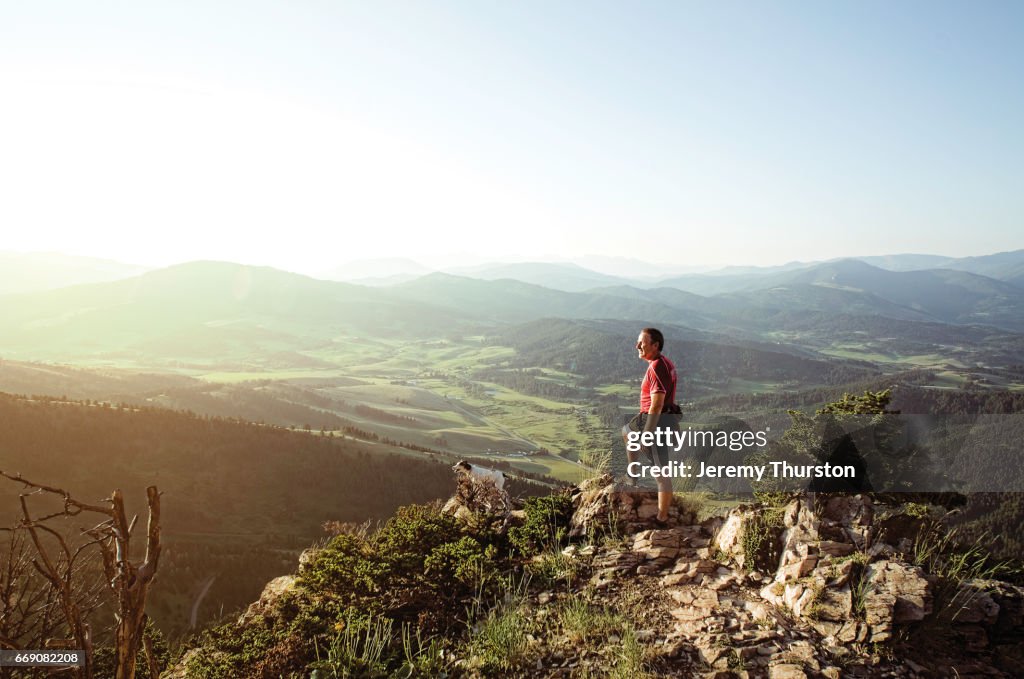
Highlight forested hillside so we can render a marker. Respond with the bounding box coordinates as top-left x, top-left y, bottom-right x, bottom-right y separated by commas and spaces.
0, 392, 457, 533
491, 318, 877, 392
0, 392, 548, 639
